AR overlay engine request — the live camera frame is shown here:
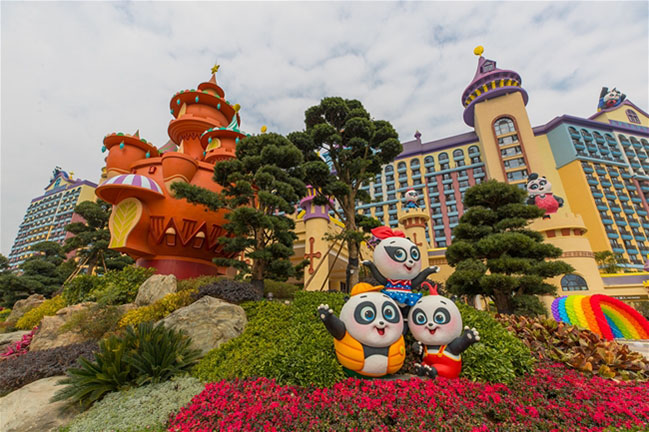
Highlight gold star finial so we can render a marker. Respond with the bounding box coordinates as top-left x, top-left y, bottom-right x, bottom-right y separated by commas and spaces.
211, 64, 220, 74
